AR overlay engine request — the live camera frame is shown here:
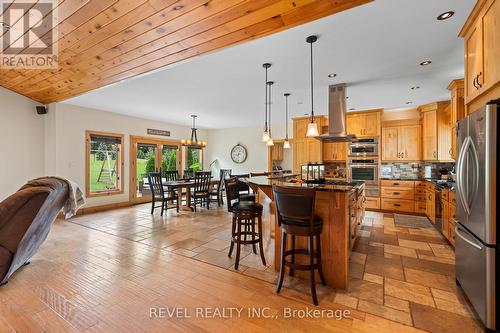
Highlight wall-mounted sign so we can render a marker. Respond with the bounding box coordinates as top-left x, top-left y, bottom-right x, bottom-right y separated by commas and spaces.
147, 128, 170, 137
